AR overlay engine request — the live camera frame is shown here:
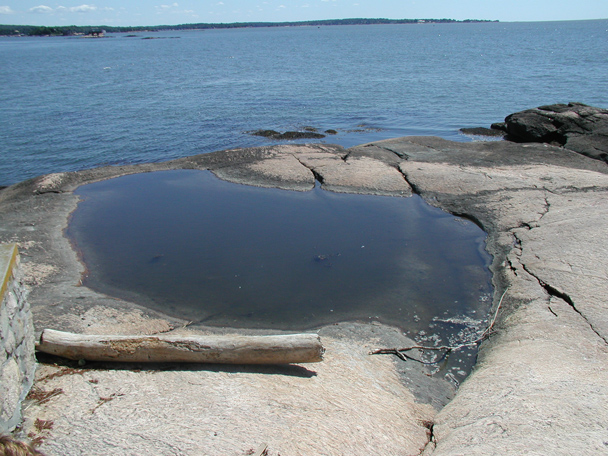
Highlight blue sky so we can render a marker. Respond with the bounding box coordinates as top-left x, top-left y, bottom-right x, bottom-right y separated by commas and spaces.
0, 0, 606, 26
